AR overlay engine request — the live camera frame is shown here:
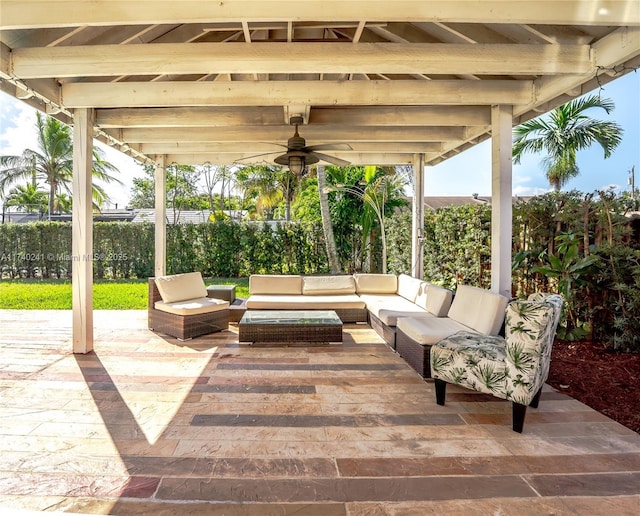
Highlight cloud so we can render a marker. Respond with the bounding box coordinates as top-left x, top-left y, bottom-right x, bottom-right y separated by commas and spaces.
96, 143, 144, 208
514, 175, 533, 184
0, 94, 38, 156
513, 185, 550, 196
